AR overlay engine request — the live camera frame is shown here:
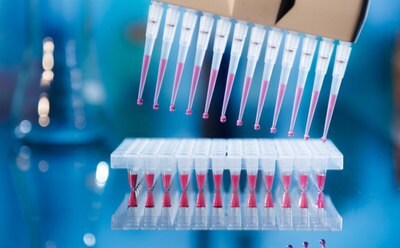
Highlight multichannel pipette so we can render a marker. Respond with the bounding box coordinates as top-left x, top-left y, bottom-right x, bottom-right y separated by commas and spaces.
137, 2, 163, 105
202, 18, 231, 119
185, 14, 214, 115
304, 38, 335, 140
321, 41, 352, 142
270, 32, 300, 133
169, 10, 198, 112
287, 35, 318, 137
219, 22, 248, 123
153, 6, 180, 110
236, 25, 266, 126
254, 28, 282, 130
